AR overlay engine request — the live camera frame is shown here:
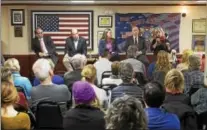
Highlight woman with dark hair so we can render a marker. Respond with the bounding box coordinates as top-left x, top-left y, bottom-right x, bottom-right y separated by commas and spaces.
98, 28, 119, 58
